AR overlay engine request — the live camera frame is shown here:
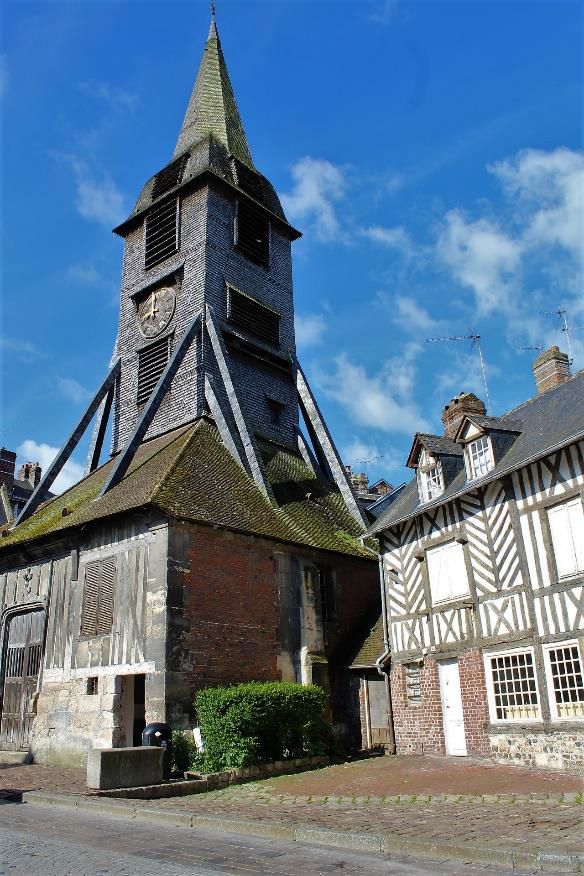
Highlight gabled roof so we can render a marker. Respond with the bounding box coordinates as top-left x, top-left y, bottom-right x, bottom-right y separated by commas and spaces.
369, 371, 584, 535
454, 414, 522, 442
0, 419, 375, 562
334, 607, 384, 668
406, 432, 463, 468
174, 18, 253, 166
